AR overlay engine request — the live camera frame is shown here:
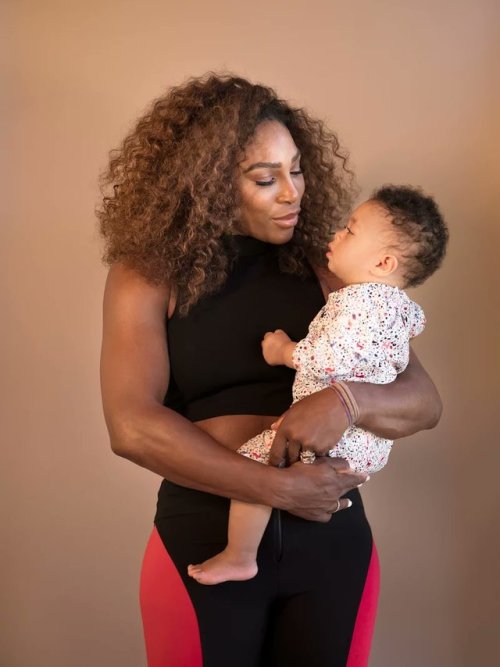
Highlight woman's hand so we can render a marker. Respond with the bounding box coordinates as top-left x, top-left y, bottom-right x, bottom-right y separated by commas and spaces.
101, 265, 364, 516
269, 387, 349, 466
280, 457, 366, 521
